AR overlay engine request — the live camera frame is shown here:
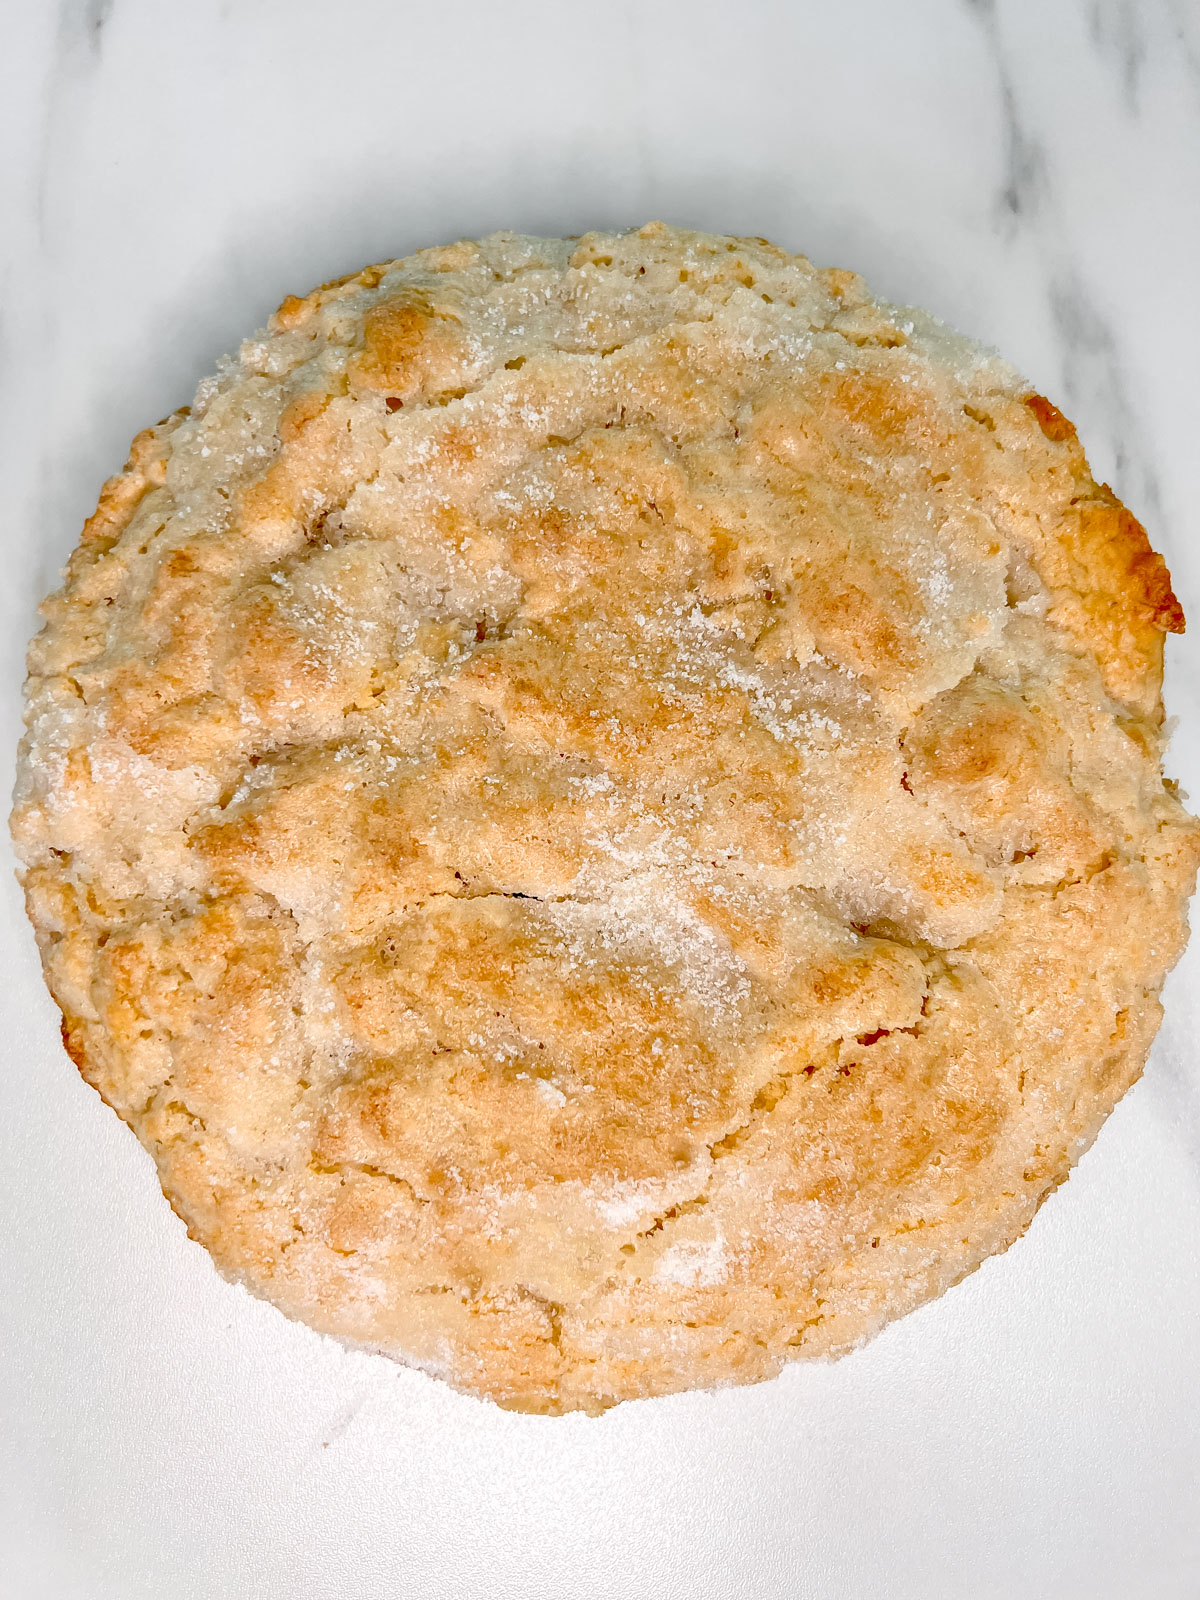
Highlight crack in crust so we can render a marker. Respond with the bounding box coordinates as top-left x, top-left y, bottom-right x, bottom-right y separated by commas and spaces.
12, 223, 1199, 1414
